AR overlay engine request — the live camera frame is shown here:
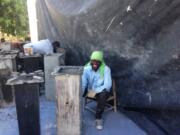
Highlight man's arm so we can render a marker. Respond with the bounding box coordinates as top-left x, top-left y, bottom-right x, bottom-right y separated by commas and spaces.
82, 68, 88, 92
95, 66, 112, 93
